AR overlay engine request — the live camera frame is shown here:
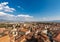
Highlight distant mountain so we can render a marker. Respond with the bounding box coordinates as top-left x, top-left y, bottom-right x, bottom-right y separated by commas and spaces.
0, 19, 7, 22
0, 19, 15, 22
0, 19, 26, 22
0, 19, 60, 23
52, 20, 60, 23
